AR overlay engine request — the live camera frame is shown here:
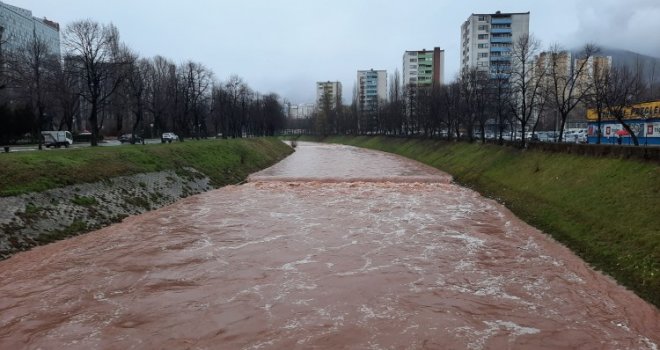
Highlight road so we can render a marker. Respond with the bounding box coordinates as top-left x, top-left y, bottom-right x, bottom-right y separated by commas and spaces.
3, 138, 164, 152
0, 142, 658, 349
